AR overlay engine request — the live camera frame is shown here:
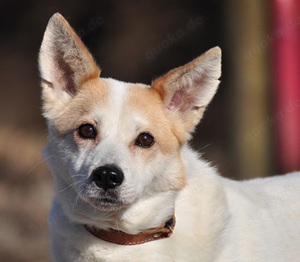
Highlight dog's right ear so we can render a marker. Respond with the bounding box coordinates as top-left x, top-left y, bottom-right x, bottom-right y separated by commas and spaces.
152, 47, 221, 139
39, 13, 100, 119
